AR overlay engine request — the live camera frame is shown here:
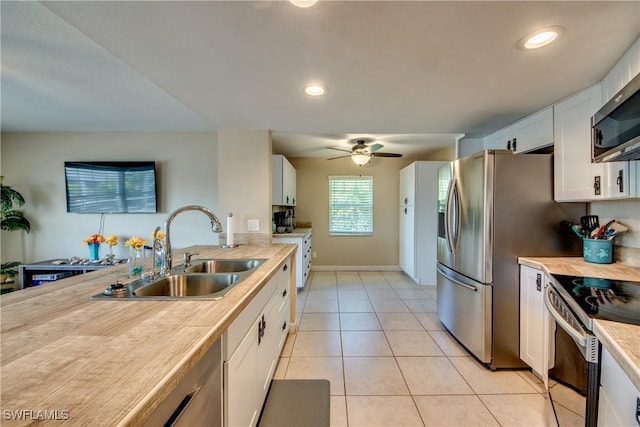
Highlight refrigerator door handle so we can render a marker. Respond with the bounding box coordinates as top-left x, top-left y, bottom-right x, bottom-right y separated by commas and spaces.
437, 264, 478, 292
444, 178, 457, 253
